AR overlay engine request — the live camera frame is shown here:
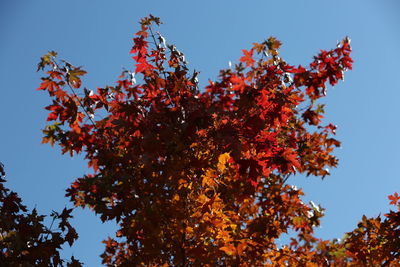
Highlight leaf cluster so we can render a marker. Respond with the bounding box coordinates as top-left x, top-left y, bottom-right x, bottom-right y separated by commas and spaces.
0, 163, 82, 266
